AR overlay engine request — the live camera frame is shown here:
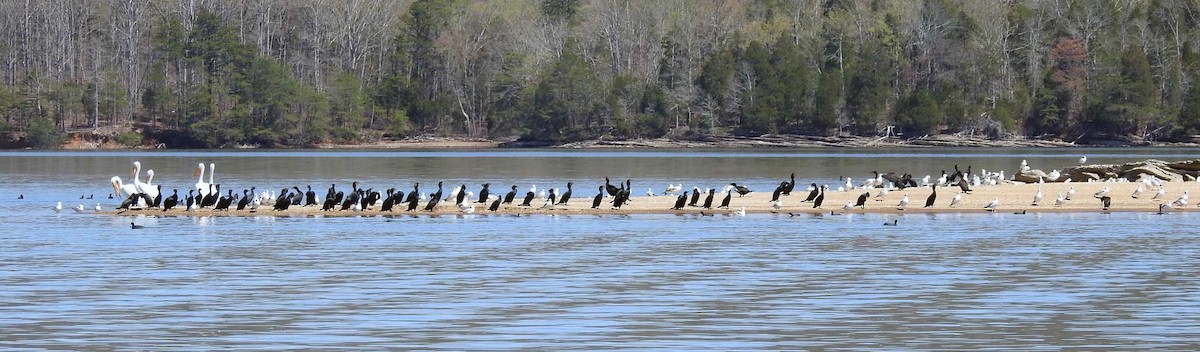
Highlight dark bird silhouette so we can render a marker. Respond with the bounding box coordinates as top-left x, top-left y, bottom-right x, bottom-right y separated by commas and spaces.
702, 188, 715, 209
883, 219, 898, 226
924, 185, 937, 208
423, 191, 441, 211
274, 188, 291, 211
404, 183, 420, 206
290, 186, 303, 205
151, 185, 163, 207
428, 182, 444, 206
455, 184, 468, 205
322, 191, 341, 211
201, 184, 218, 207
326, 183, 337, 202
519, 187, 535, 206
781, 173, 796, 195
612, 191, 629, 209
605, 177, 620, 196
1100, 196, 1112, 211
730, 183, 752, 197
855, 192, 869, 208
718, 189, 732, 209
305, 185, 318, 206
957, 179, 972, 194
18, 194, 24, 199
672, 191, 688, 210
688, 187, 701, 207
162, 189, 179, 211
557, 182, 573, 205
503, 185, 518, 204
488, 197, 502, 212
117, 193, 140, 210
214, 189, 235, 211
813, 186, 826, 209
184, 190, 195, 210
236, 190, 251, 210
476, 183, 491, 203
591, 186, 604, 209
130, 222, 144, 229
770, 182, 787, 202
406, 195, 419, 212
801, 183, 819, 202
